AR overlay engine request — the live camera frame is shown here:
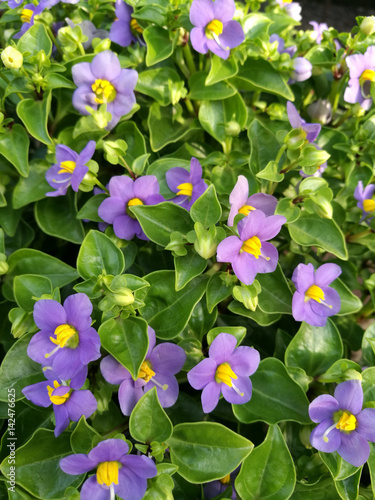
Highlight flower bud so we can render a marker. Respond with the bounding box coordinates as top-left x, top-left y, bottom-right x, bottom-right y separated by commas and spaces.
360, 16, 375, 36
1, 46, 23, 69
111, 288, 134, 307
0, 260, 9, 275
9, 308, 36, 338
194, 223, 218, 260
291, 57, 312, 82
225, 121, 241, 137
232, 282, 261, 311
307, 99, 332, 125
343, 369, 362, 382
